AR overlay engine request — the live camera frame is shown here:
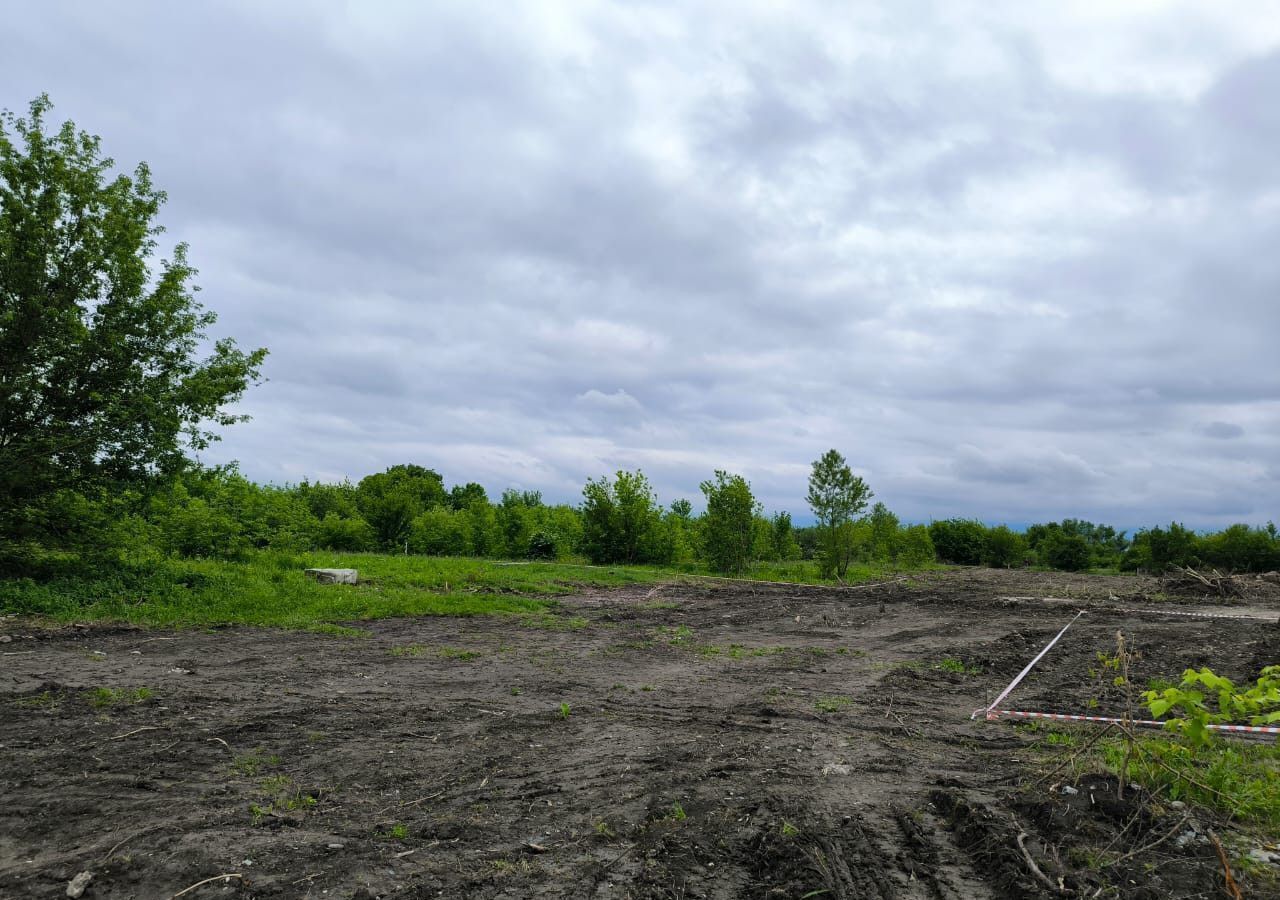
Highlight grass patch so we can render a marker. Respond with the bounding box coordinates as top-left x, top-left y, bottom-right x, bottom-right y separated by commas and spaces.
249, 774, 317, 824
388, 644, 482, 660
934, 657, 982, 676
231, 748, 281, 777
0, 552, 663, 629
814, 696, 853, 713
12, 690, 61, 709
0, 551, 938, 630
86, 686, 153, 708
1102, 737, 1280, 830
